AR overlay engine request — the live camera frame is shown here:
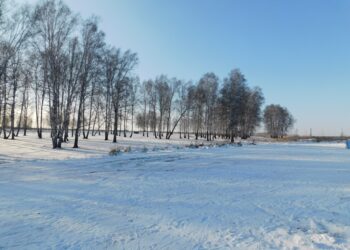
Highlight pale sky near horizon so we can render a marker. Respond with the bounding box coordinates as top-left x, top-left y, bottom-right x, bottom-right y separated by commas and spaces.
16, 0, 350, 136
